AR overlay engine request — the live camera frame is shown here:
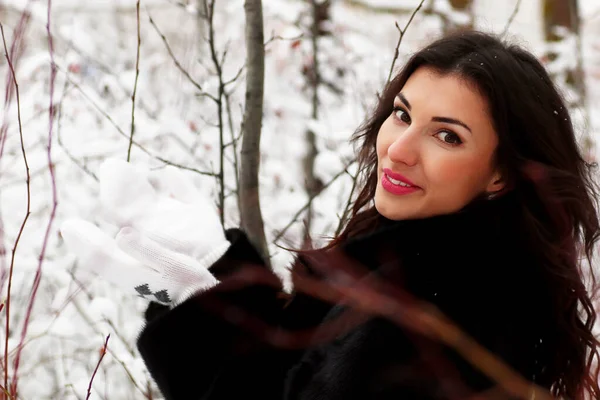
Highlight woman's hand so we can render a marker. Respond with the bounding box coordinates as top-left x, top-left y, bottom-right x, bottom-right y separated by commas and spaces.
60, 158, 231, 306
